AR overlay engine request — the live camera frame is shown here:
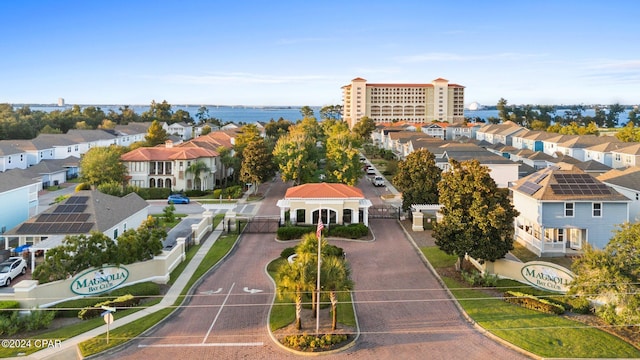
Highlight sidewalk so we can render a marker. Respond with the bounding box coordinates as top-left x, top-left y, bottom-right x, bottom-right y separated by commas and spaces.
27, 221, 228, 360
